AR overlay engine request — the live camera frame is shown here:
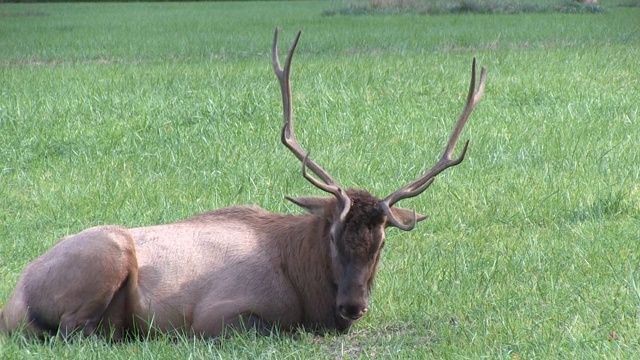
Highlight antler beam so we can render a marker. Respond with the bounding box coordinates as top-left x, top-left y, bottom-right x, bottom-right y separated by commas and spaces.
381, 58, 487, 230
272, 28, 352, 235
